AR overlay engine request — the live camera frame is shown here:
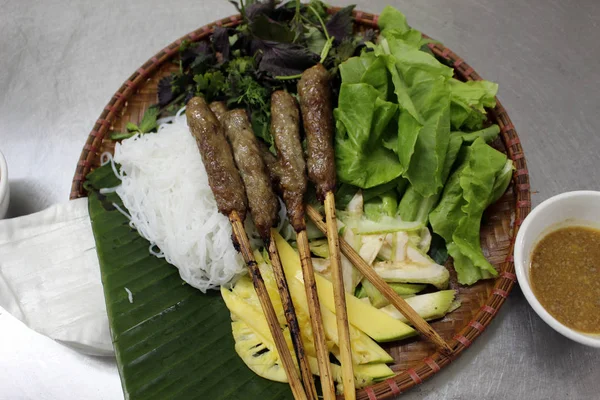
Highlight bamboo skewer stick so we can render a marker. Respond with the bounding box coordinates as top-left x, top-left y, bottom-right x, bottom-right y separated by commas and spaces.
323, 192, 355, 399
267, 232, 318, 400
296, 62, 354, 397
187, 98, 310, 398
229, 211, 309, 400
265, 90, 336, 399
306, 205, 454, 356
295, 227, 337, 400
218, 106, 317, 399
